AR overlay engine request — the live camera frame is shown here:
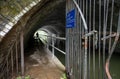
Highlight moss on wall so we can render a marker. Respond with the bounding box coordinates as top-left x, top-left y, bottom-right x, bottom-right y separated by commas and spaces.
0, 0, 36, 20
